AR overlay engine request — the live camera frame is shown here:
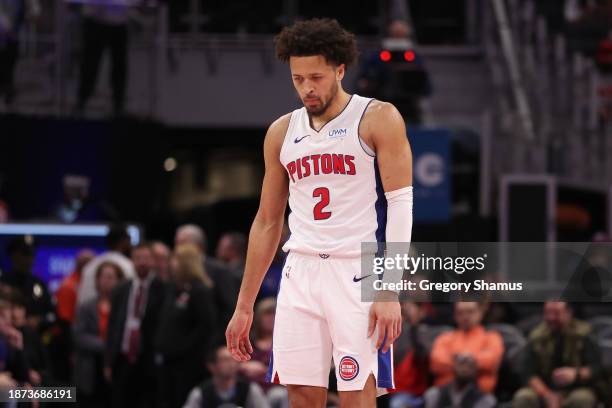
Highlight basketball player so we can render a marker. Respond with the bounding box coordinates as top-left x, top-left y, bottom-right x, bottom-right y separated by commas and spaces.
226, 18, 413, 407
